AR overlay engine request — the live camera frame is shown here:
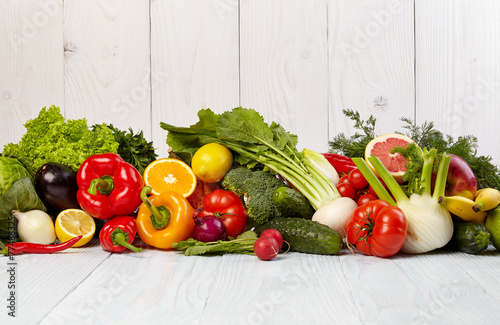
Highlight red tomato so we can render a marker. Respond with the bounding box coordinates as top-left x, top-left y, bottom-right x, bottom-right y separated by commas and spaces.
338, 175, 350, 185
197, 189, 248, 238
346, 200, 407, 258
337, 183, 356, 199
348, 168, 368, 189
357, 193, 378, 206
